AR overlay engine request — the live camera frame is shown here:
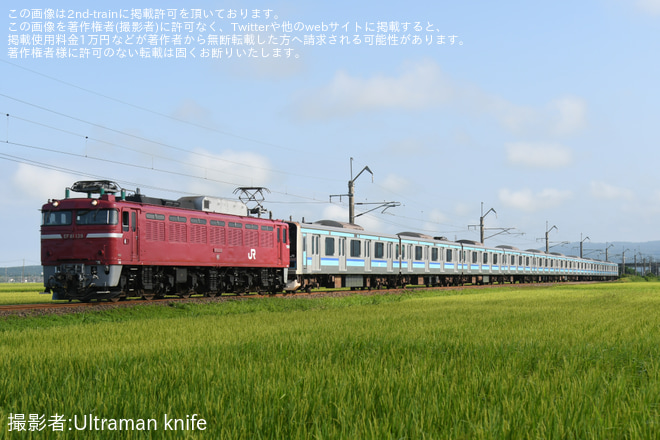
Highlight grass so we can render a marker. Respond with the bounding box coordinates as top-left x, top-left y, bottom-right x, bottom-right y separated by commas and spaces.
0, 283, 59, 305
1, 282, 660, 438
